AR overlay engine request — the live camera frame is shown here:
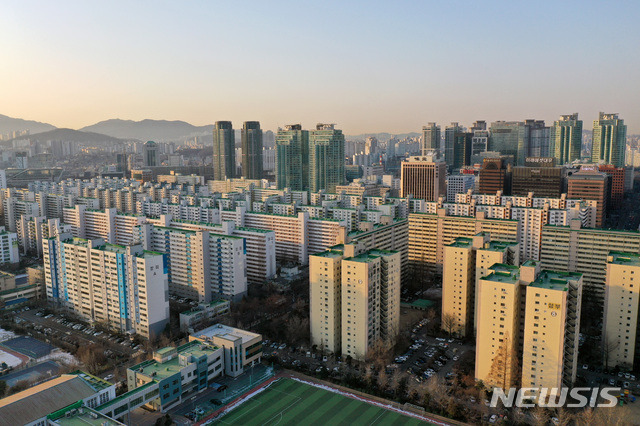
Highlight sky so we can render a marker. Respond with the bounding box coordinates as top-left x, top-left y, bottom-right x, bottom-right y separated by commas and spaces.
1, 1, 639, 134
